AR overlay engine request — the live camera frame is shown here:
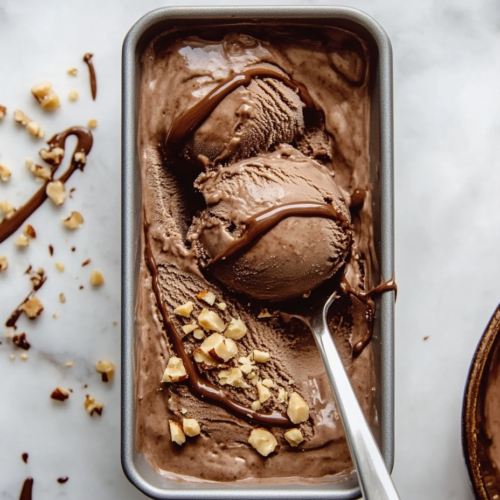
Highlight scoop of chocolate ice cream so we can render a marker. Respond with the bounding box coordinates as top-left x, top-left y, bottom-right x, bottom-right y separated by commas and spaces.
182, 74, 305, 168
188, 146, 351, 301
